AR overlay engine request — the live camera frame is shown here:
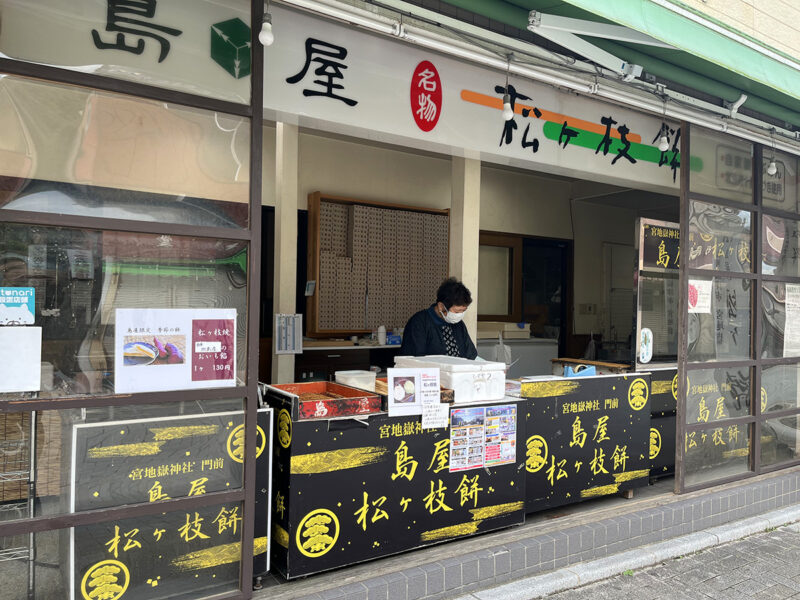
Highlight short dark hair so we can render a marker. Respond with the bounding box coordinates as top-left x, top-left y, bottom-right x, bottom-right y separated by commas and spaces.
436, 277, 472, 308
